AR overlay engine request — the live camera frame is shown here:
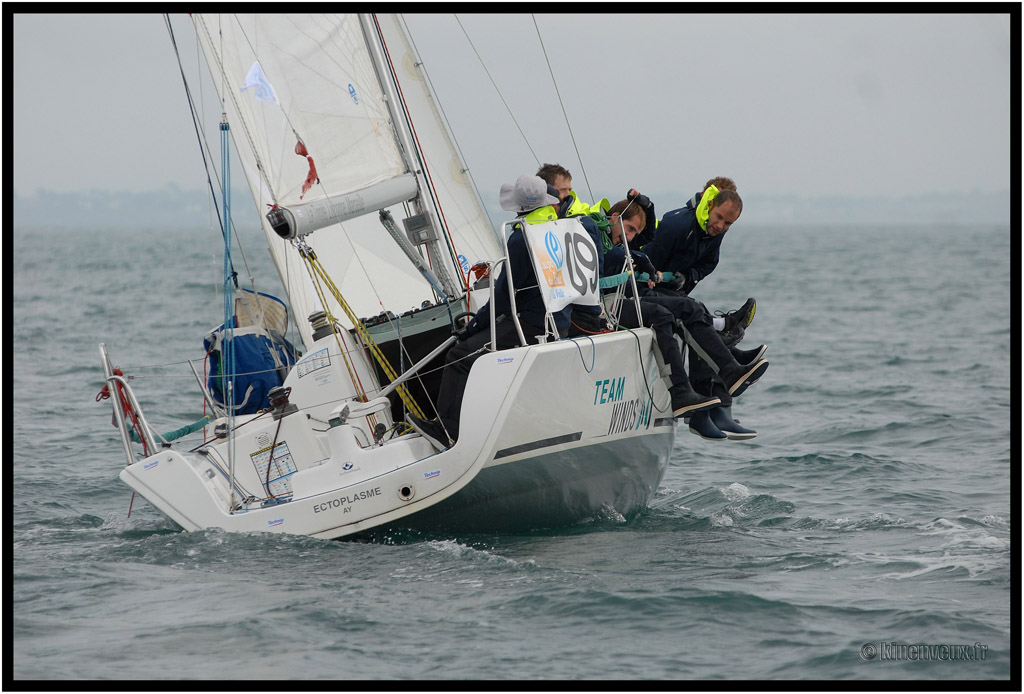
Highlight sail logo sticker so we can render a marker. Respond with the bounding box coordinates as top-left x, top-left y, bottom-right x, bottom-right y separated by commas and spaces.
545, 231, 564, 269
529, 231, 566, 292
348, 84, 359, 104
458, 254, 469, 273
